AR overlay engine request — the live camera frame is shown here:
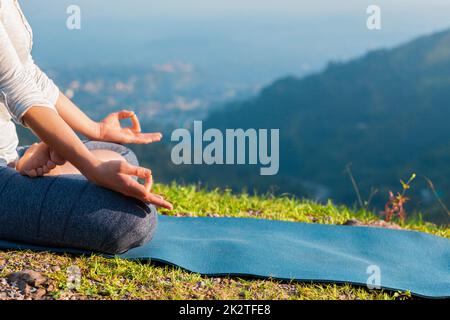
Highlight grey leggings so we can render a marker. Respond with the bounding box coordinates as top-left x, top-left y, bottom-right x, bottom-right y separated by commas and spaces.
0, 141, 157, 254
